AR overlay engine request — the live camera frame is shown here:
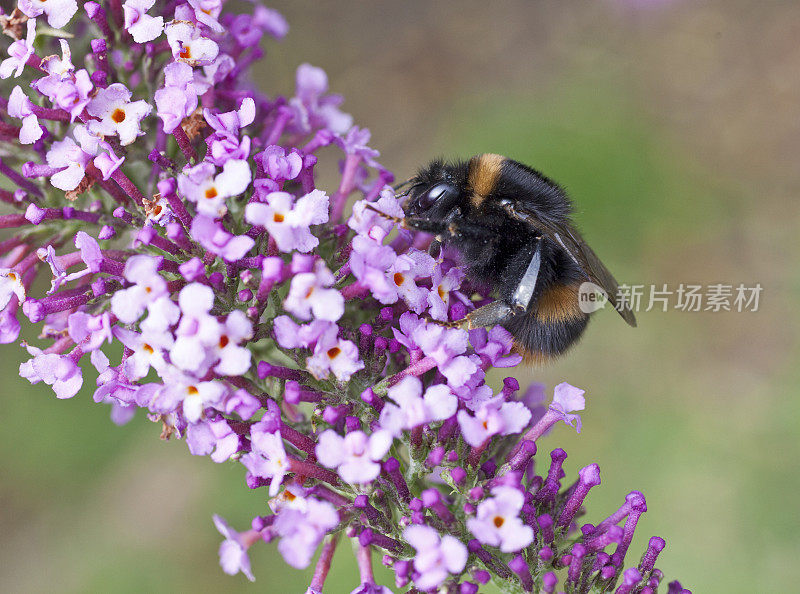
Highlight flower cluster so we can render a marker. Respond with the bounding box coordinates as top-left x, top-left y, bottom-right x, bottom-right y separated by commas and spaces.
0, 2, 689, 593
